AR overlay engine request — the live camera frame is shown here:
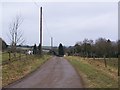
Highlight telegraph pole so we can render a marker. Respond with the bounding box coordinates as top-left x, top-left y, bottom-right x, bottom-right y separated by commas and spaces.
39, 7, 42, 55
